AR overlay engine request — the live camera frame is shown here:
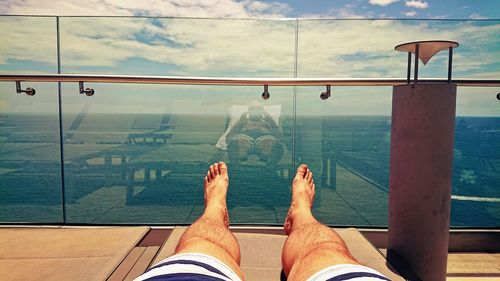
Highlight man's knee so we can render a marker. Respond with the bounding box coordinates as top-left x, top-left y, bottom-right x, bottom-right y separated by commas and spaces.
180, 222, 241, 262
